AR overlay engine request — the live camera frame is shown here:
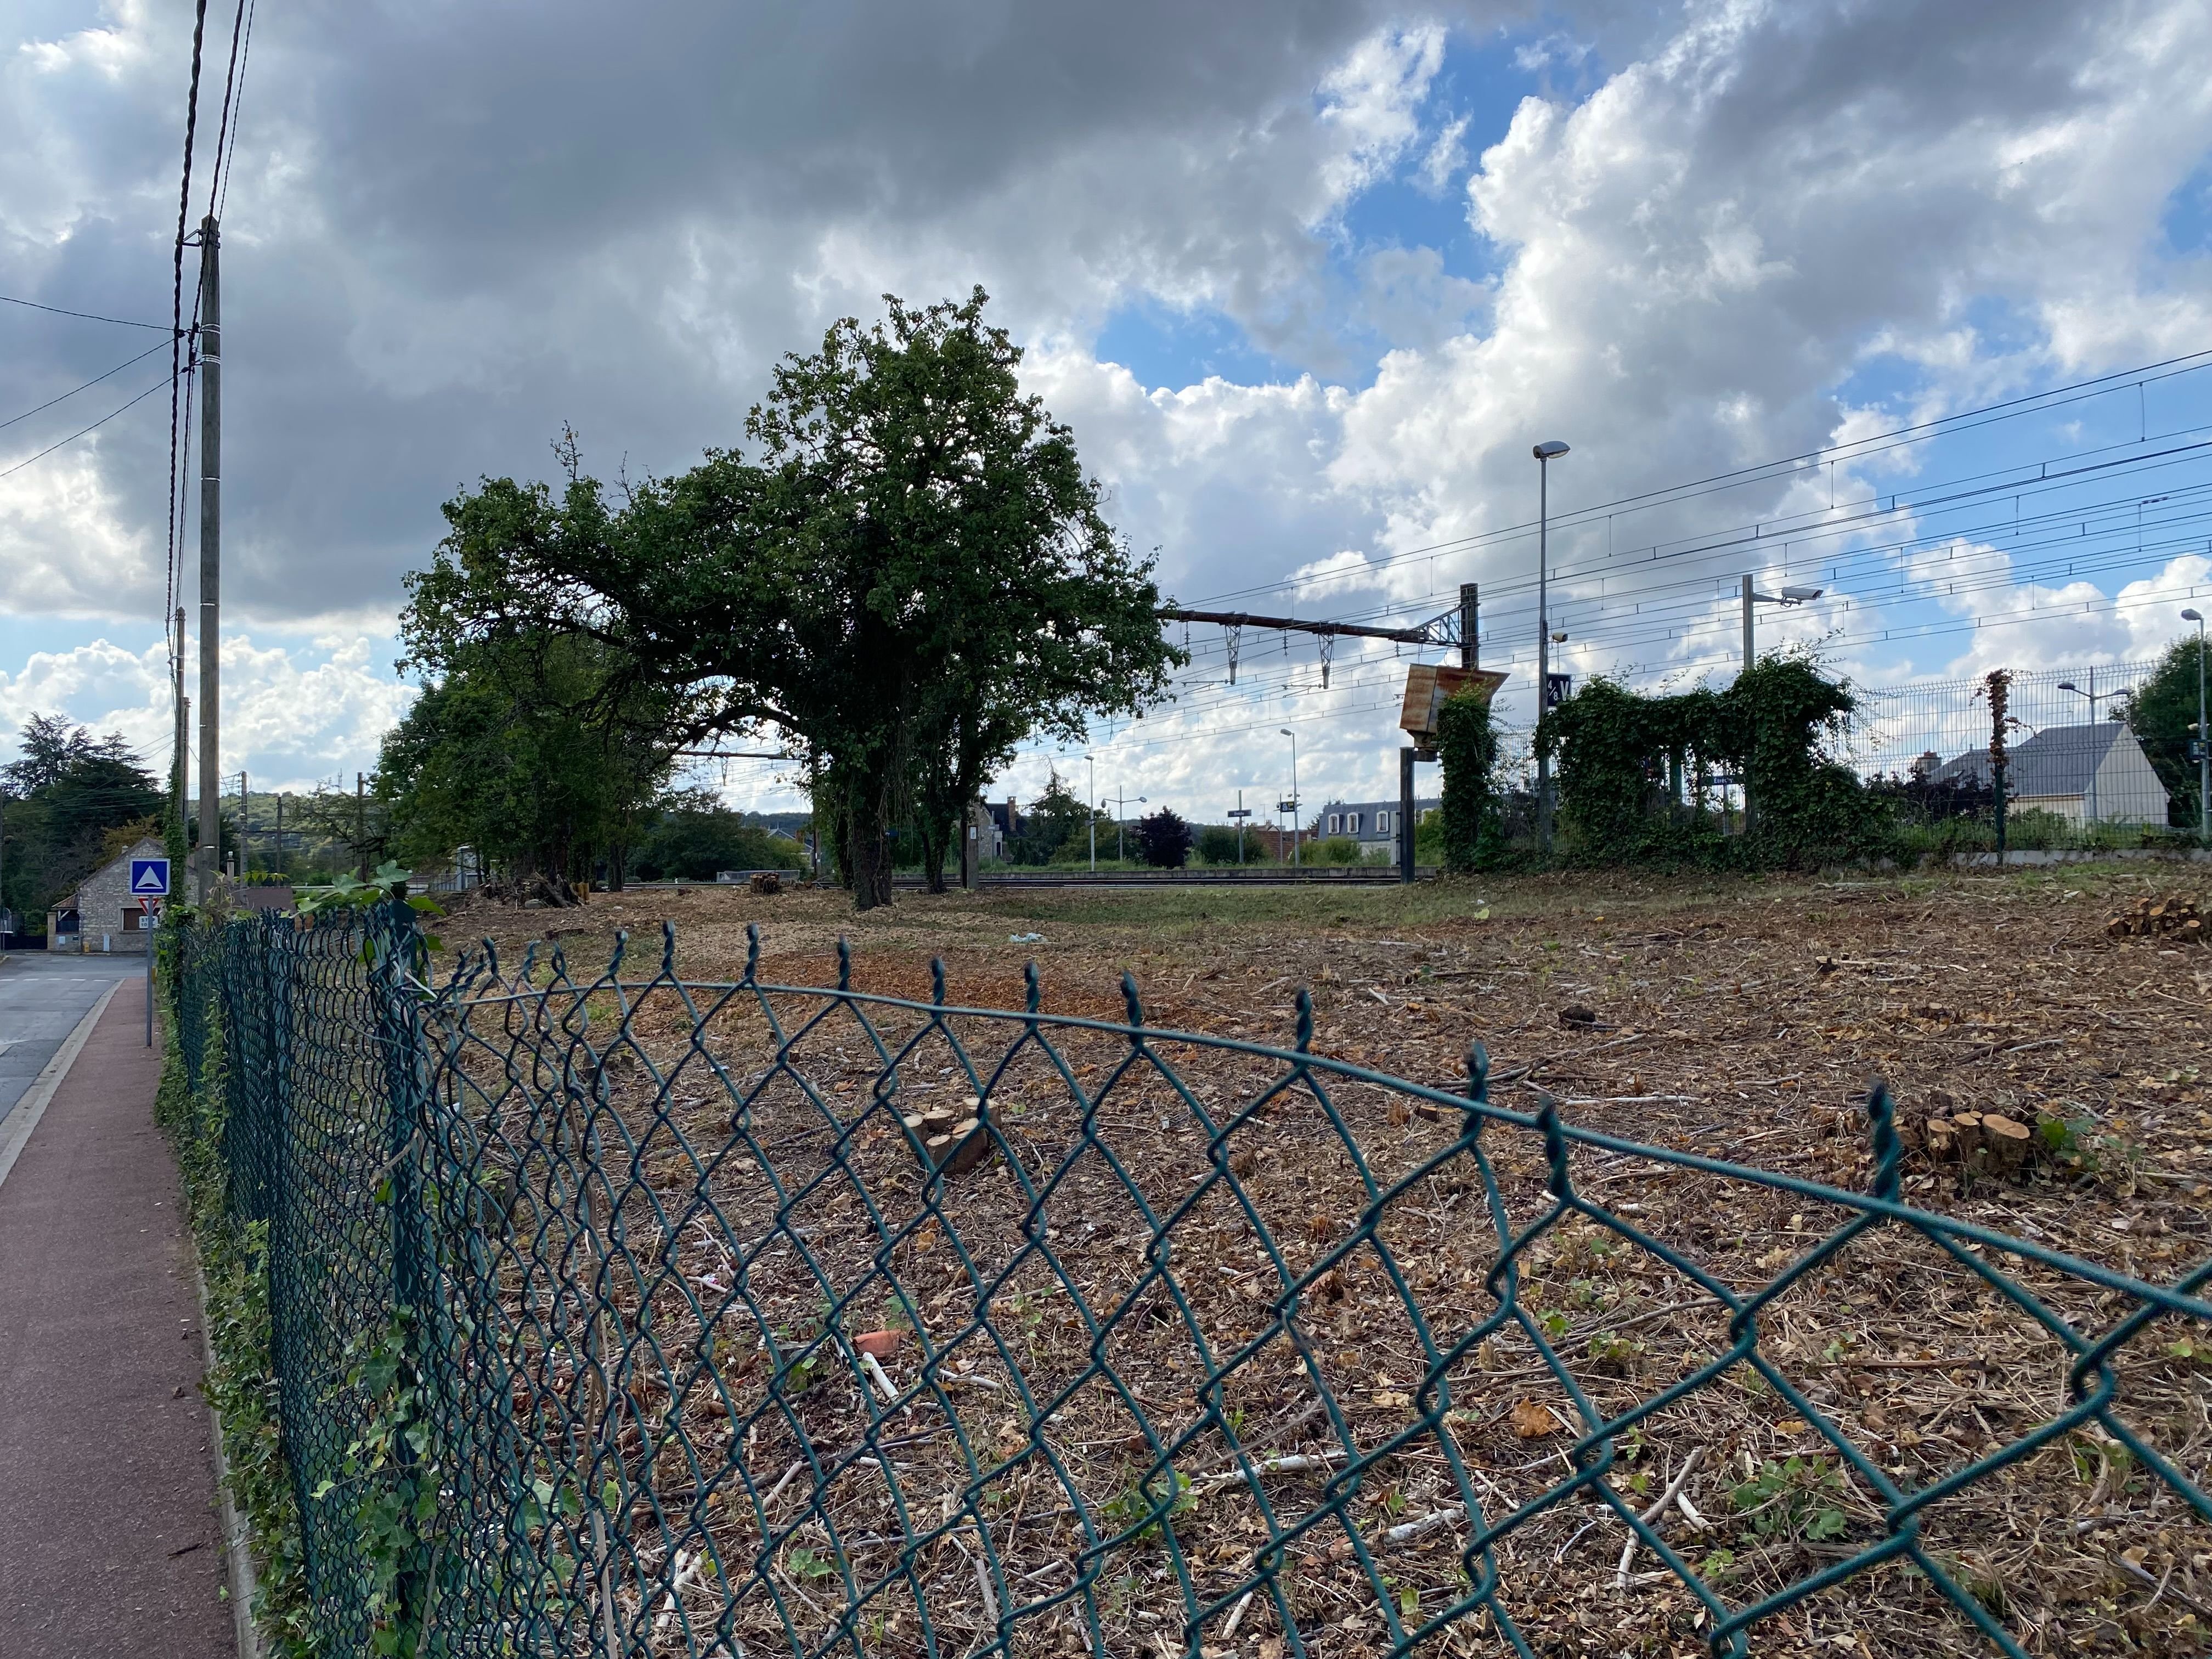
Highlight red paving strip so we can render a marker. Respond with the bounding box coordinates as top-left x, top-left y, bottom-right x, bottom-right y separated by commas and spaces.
0, 991, 236, 1659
